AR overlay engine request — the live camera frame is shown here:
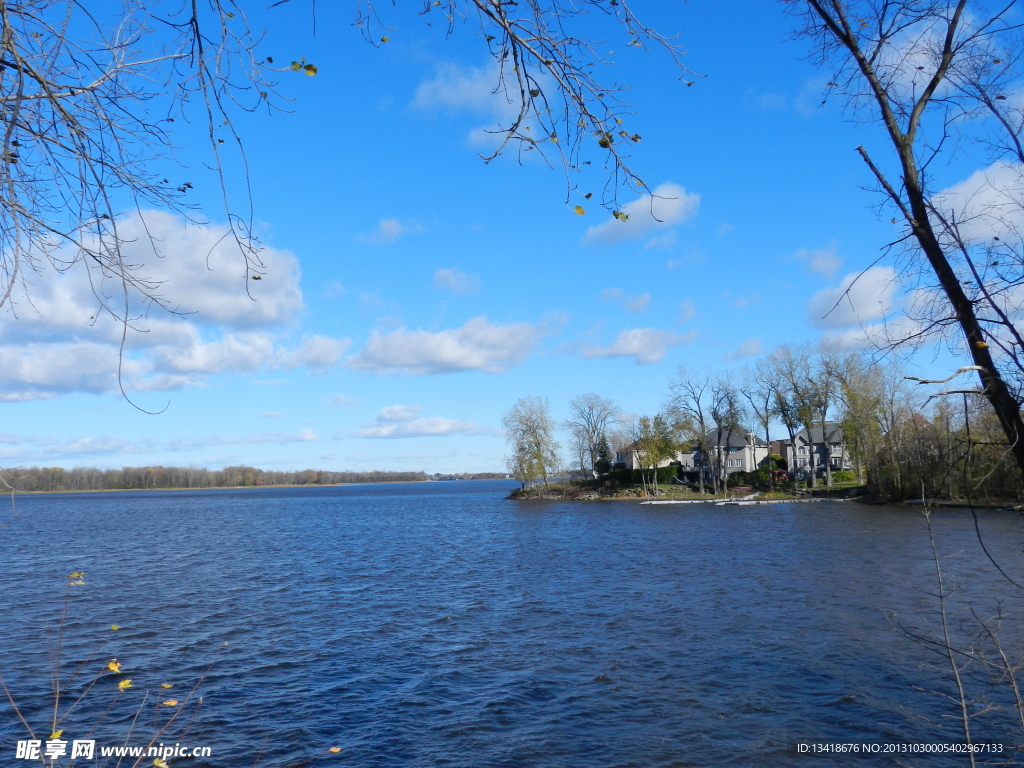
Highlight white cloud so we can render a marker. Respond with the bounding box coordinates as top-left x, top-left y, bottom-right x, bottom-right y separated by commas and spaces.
355, 416, 494, 439
433, 268, 480, 294
678, 299, 696, 323
583, 183, 700, 245
721, 291, 759, 308
930, 161, 1024, 245
644, 231, 678, 250
581, 328, 696, 365
347, 315, 554, 375
357, 218, 425, 246
350, 402, 494, 439
793, 246, 843, 278
601, 288, 650, 312
378, 404, 422, 422
1, 210, 303, 340
822, 314, 924, 351
807, 266, 901, 329
0, 211, 348, 400
413, 62, 505, 114
413, 62, 527, 150
725, 338, 764, 361
0, 342, 126, 400
293, 335, 350, 368
0, 429, 322, 463
328, 393, 359, 407
625, 294, 651, 312
164, 430, 320, 451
